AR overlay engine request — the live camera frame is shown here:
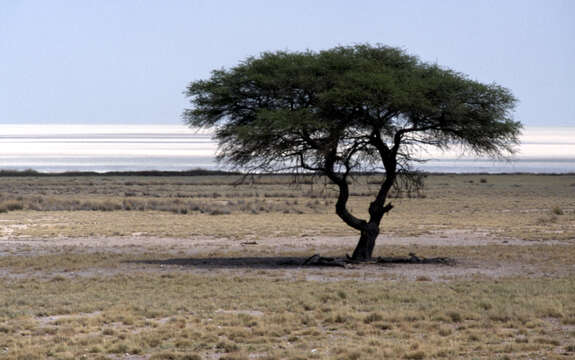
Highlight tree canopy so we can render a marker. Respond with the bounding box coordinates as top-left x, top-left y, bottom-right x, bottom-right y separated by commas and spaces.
183, 44, 521, 260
